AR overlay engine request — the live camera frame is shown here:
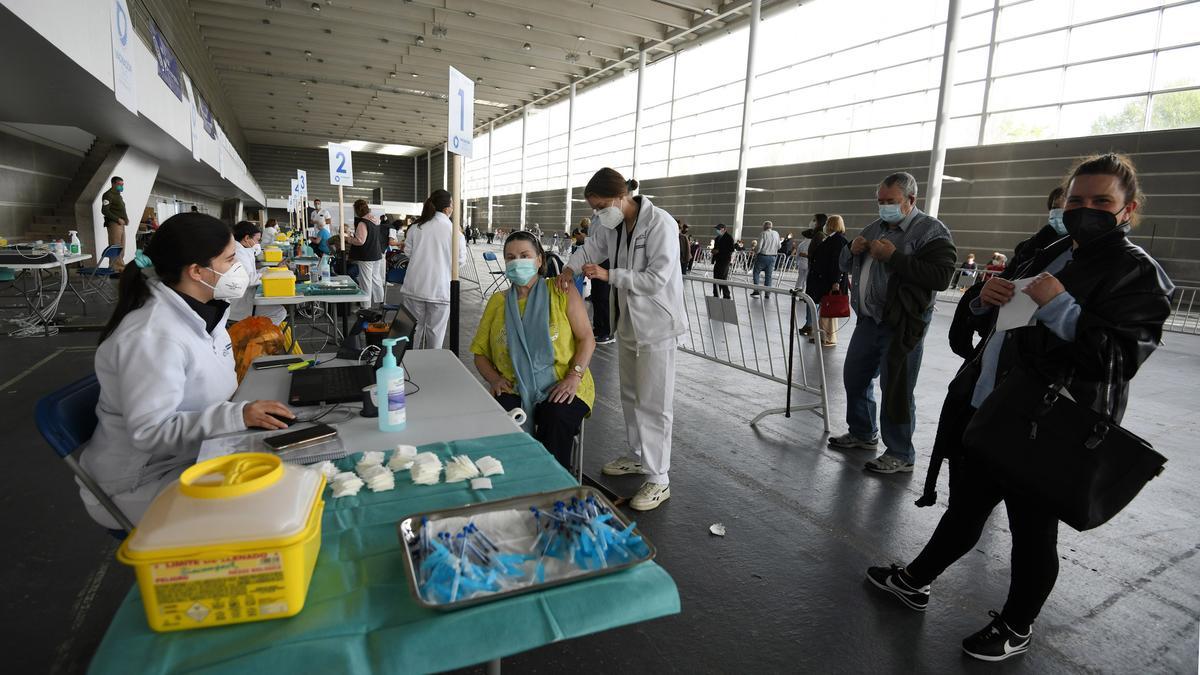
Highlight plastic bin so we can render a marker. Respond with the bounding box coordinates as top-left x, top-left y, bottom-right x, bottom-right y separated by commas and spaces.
262, 246, 283, 263
117, 454, 325, 632
261, 267, 296, 297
